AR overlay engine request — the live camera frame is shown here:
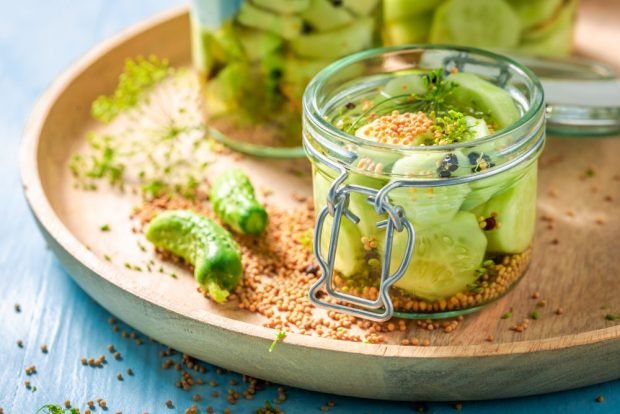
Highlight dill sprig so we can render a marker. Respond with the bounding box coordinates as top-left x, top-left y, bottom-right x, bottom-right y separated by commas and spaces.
70, 55, 211, 199
37, 405, 79, 414
92, 55, 172, 123
269, 330, 287, 353
345, 69, 457, 134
